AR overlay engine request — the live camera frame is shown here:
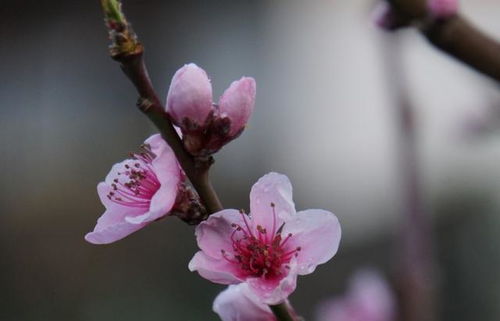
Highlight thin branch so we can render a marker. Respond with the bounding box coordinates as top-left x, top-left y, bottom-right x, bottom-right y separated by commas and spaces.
423, 15, 500, 82
386, 0, 500, 83
380, 33, 437, 321
99, 3, 301, 320
99, 0, 223, 216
